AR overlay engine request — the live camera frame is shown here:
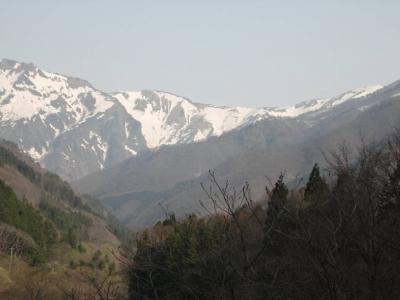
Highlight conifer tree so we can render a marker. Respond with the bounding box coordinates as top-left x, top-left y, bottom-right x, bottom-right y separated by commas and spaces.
267, 174, 288, 220
304, 163, 329, 206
